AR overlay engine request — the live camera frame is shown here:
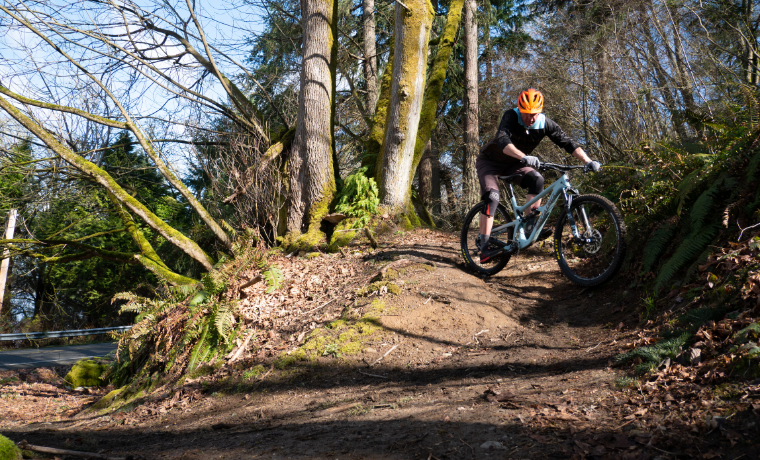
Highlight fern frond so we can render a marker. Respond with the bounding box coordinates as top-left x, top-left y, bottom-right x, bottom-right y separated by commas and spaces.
688, 177, 722, 233
213, 303, 237, 344
263, 266, 284, 294
655, 221, 722, 293
187, 319, 210, 372
642, 221, 677, 273
676, 169, 706, 215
